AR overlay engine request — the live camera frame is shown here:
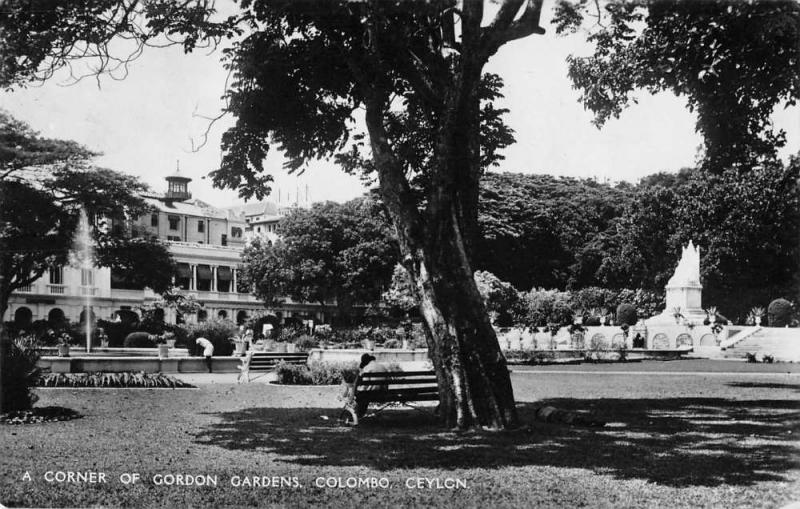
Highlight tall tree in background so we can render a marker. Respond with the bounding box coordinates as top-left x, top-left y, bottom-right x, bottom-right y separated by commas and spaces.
241, 197, 398, 321
558, 0, 800, 171
476, 172, 630, 291
0, 112, 175, 320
